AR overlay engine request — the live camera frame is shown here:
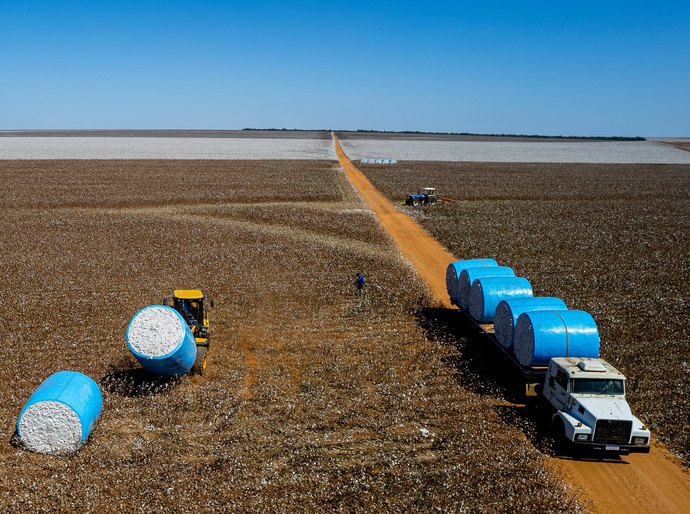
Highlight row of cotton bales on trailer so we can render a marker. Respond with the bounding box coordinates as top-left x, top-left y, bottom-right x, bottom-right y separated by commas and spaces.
446, 258, 600, 366
360, 158, 397, 164
16, 305, 198, 455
